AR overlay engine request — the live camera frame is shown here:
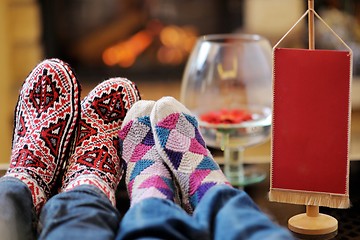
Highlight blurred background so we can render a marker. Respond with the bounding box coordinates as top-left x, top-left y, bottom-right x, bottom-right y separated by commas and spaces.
1, 0, 360, 165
